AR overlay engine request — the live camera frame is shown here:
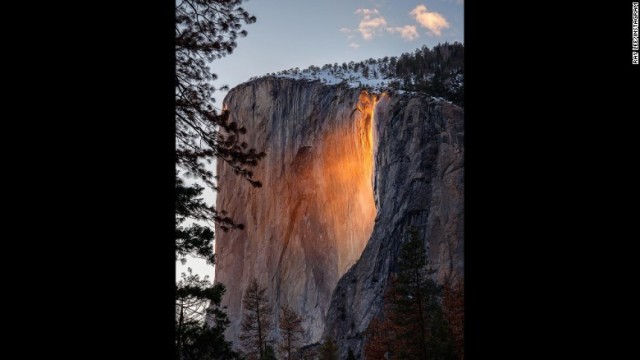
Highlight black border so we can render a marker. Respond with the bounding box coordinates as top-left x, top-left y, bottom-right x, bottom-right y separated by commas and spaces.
27, 1, 640, 358
35, 1, 177, 358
